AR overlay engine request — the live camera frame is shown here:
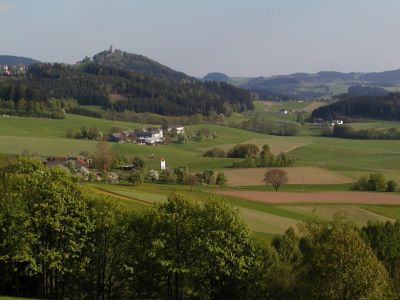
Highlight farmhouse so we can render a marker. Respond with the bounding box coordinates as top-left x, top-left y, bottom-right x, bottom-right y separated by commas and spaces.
330, 119, 344, 127
109, 127, 165, 145
137, 128, 164, 145
167, 125, 185, 134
